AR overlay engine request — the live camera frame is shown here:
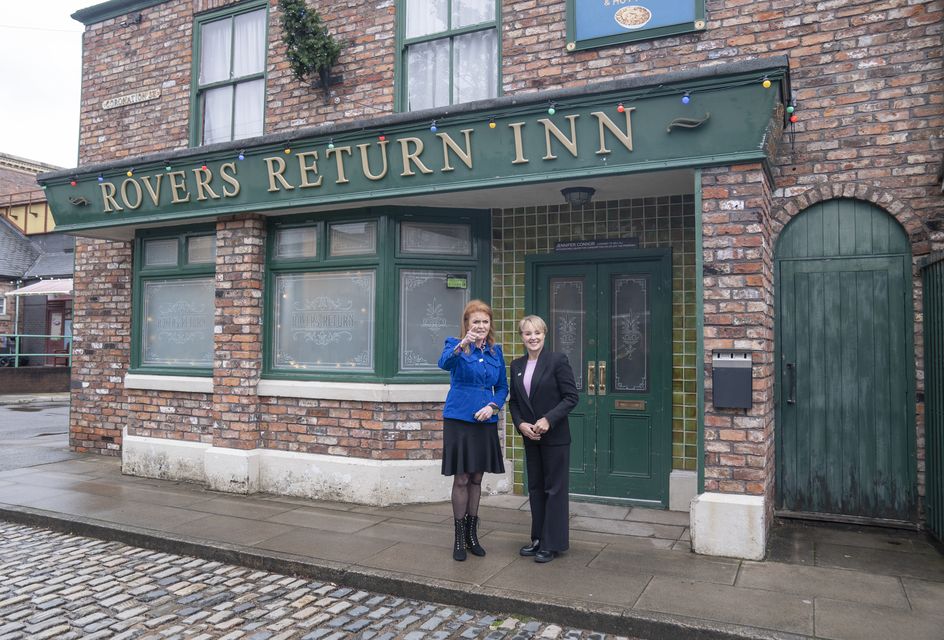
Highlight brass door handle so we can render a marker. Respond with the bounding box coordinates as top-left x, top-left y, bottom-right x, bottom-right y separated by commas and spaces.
598, 360, 607, 395
587, 361, 596, 395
